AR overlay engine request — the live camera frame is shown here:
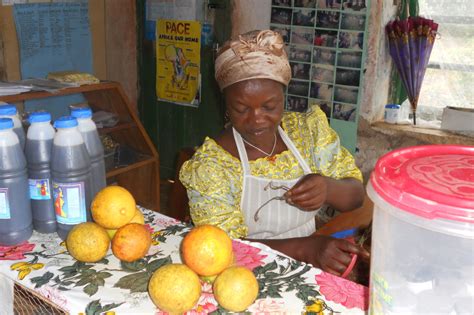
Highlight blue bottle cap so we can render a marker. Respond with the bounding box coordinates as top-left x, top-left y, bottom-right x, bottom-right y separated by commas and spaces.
385, 104, 401, 109
70, 107, 92, 119
54, 116, 78, 128
0, 117, 14, 130
331, 228, 357, 239
0, 104, 18, 116
29, 112, 52, 123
